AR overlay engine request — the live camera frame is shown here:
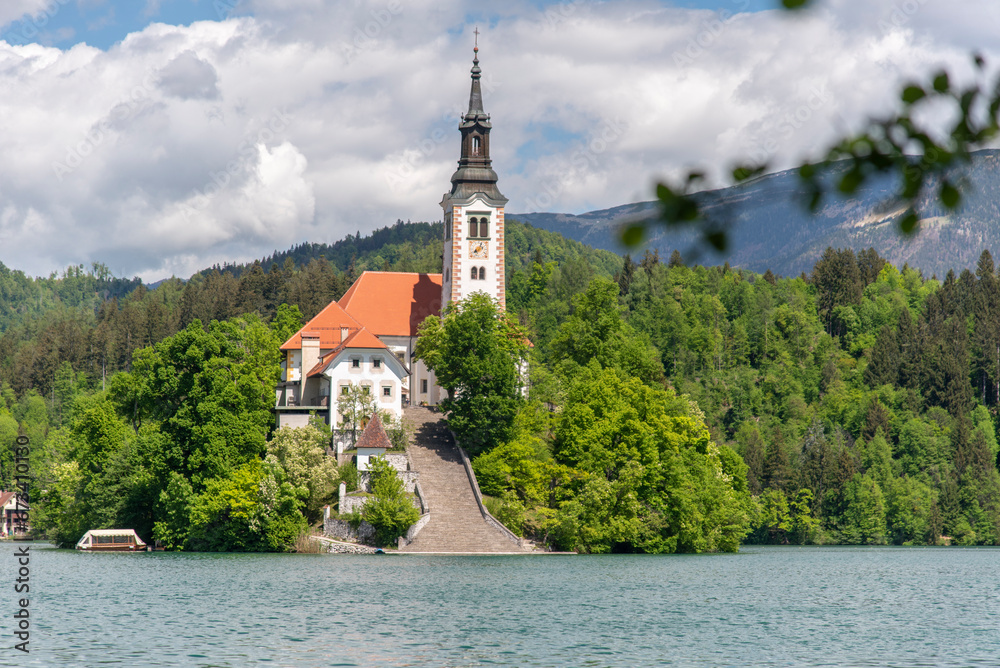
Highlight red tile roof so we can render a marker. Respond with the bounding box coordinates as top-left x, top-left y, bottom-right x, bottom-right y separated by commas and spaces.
339, 271, 442, 337
306, 327, 389, 377
355, 413, 392, 450
280, 300, 363, 351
